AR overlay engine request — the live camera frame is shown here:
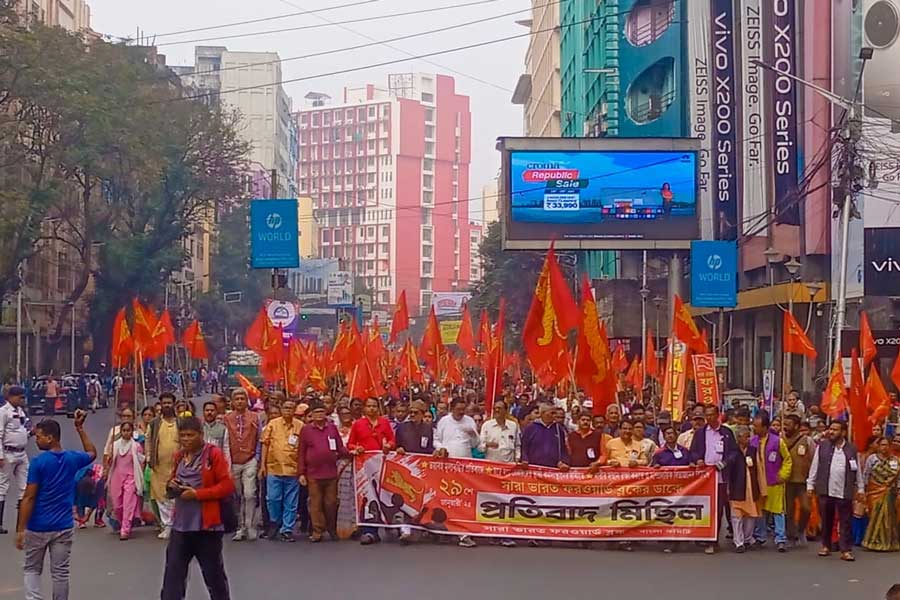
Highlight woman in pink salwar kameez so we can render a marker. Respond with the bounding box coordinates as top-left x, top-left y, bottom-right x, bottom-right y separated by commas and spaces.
108, 421, 145, 540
